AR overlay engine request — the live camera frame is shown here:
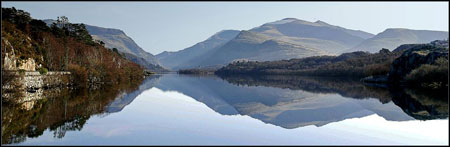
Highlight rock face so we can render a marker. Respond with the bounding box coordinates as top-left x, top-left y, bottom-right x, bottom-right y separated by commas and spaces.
388, 40, 449, 83
4, 54, 37, 71
17, 58, 36, 71
2, 39, 37, 71
3, 50, 16, 70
